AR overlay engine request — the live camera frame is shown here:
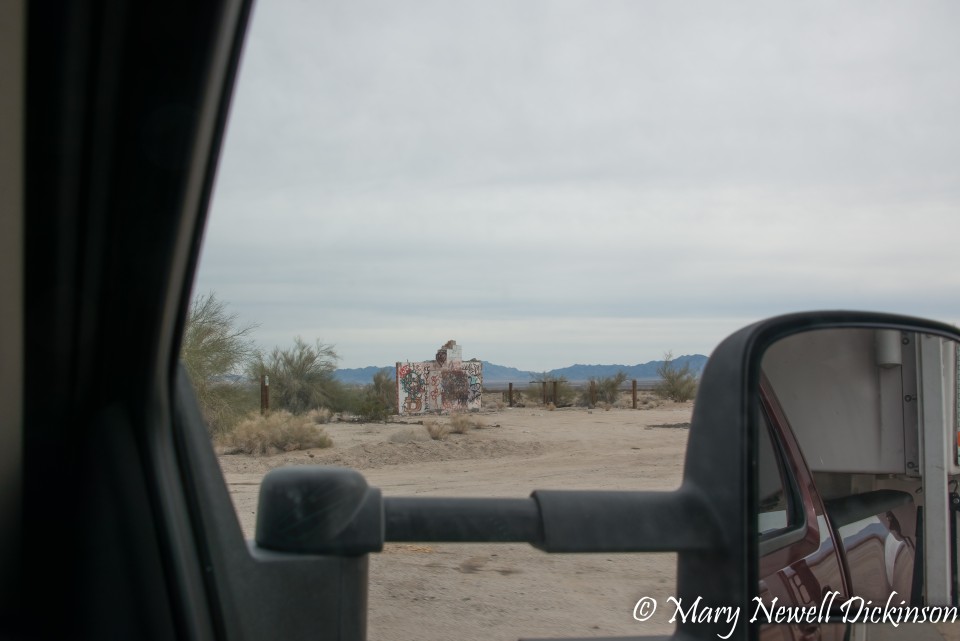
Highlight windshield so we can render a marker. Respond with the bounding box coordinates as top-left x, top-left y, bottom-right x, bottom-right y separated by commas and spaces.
190, 3, 960, 640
